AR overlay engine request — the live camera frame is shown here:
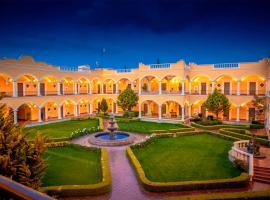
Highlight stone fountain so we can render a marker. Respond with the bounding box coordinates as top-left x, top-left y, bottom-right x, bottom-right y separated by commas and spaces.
107, 115, 117, 139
